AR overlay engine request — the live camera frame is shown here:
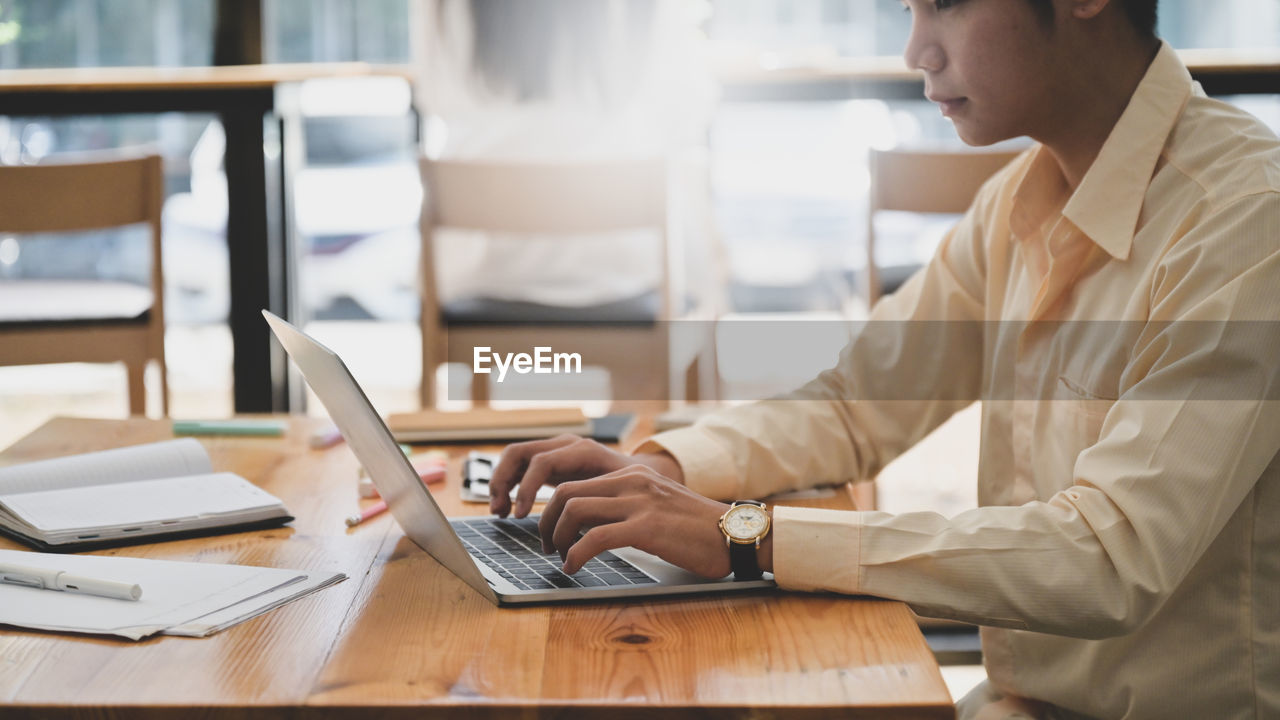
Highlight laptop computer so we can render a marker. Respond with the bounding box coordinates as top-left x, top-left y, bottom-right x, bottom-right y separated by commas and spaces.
263, 310, 774, 605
